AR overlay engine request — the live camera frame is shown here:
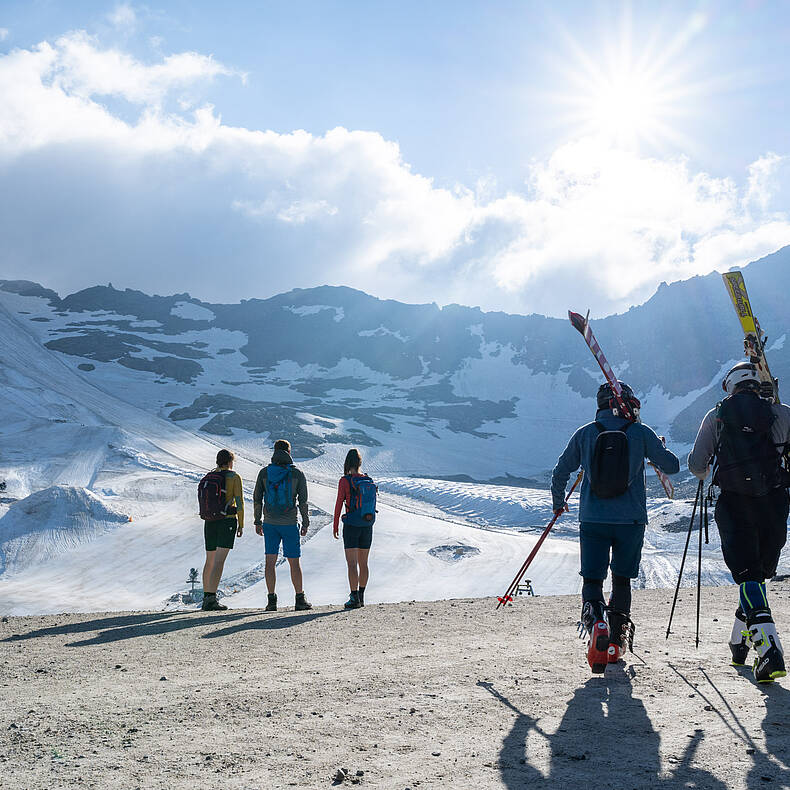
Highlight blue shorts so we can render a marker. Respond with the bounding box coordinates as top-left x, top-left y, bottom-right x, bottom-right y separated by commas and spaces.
579, 521, 645, 580
263, 523, 301, 558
